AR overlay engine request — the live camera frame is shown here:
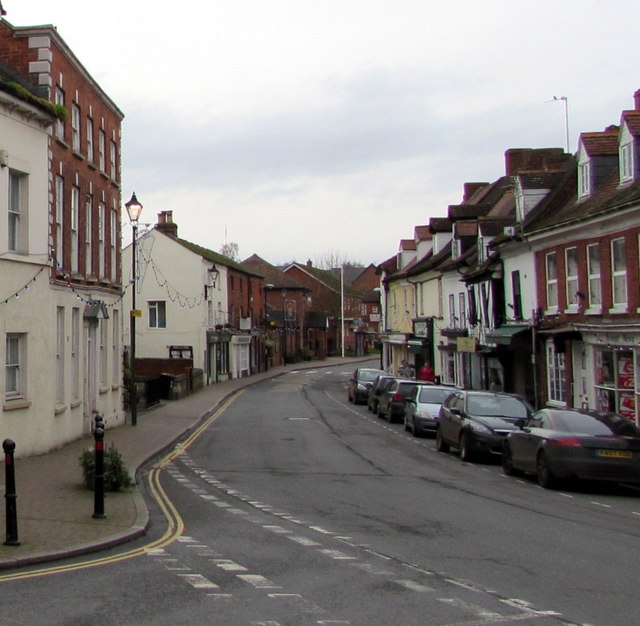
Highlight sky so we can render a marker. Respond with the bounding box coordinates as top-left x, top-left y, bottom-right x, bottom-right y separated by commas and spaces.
6, 1, 640, 267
